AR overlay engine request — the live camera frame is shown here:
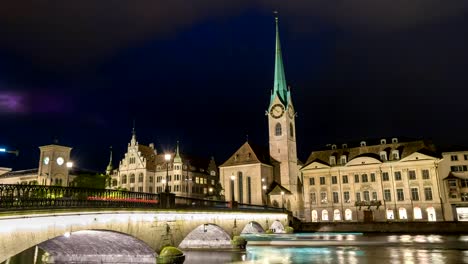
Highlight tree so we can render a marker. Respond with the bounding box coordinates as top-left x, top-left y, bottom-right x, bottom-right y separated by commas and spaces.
71, 173, 108, 189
